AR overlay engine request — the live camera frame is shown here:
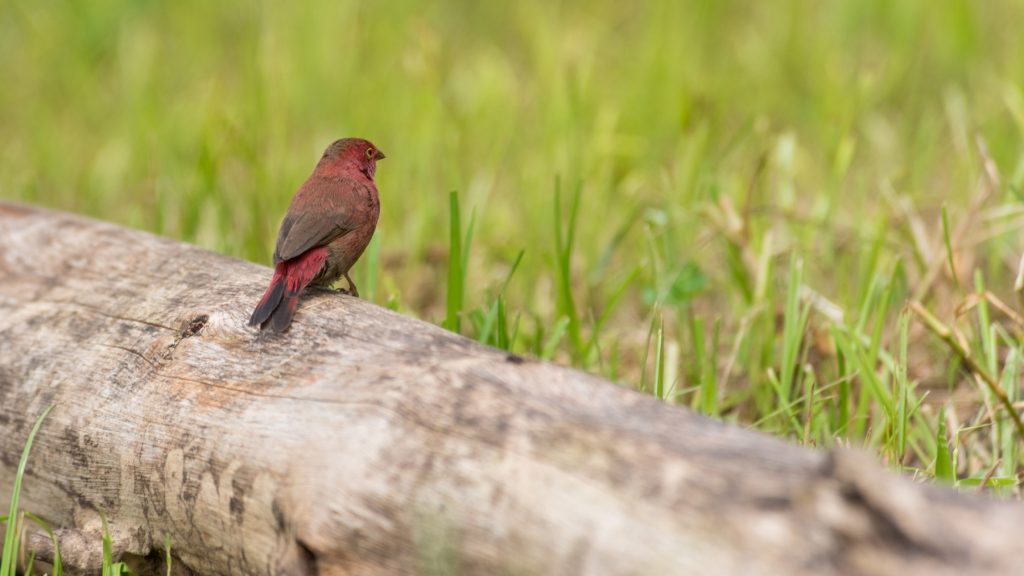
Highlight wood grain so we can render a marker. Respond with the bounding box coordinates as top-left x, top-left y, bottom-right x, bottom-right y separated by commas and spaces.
0, 201, 1022, 575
